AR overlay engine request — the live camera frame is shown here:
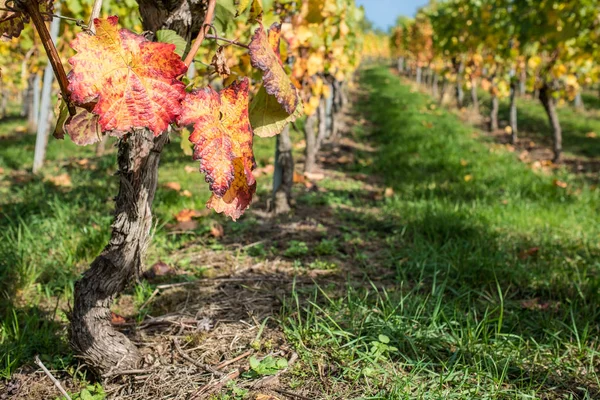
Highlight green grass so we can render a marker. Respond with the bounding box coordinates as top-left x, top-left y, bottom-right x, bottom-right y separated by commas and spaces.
2, 67, 600, 398
277, 67, 600, 398
472, 86, 600, 160
0, 115, 281, 379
